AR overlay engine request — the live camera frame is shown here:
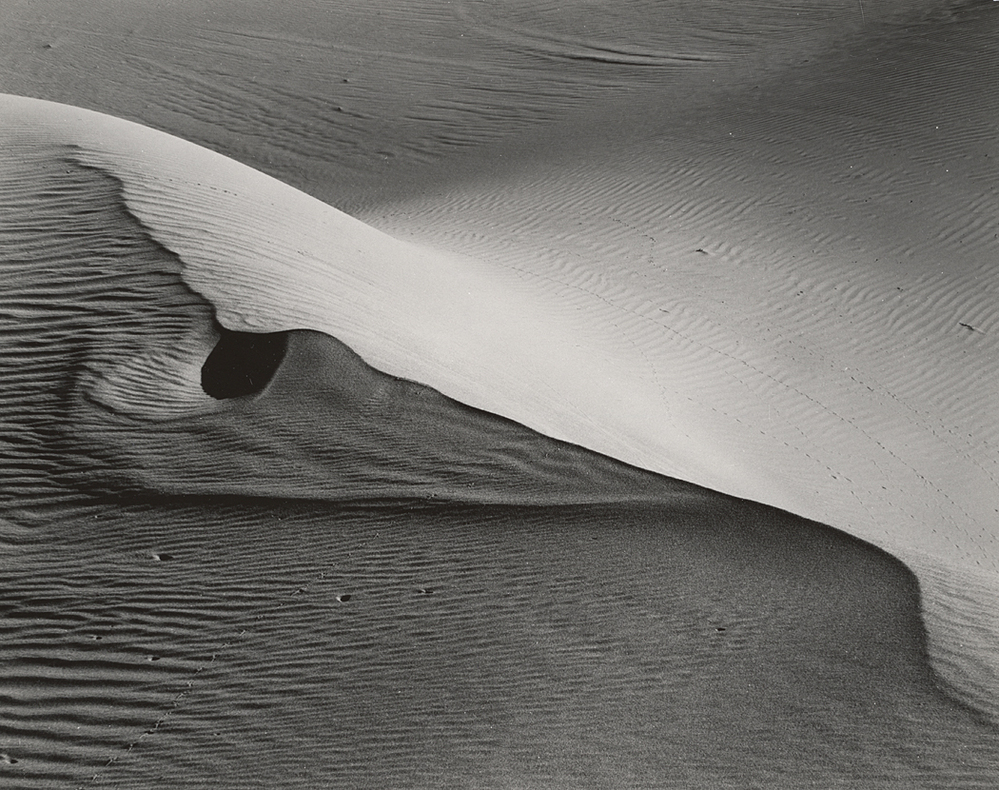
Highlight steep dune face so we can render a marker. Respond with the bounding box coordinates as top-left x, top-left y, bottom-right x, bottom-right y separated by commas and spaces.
2, 95, 736, 501
0, 137, 217, 501
0, 121, 670, 508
